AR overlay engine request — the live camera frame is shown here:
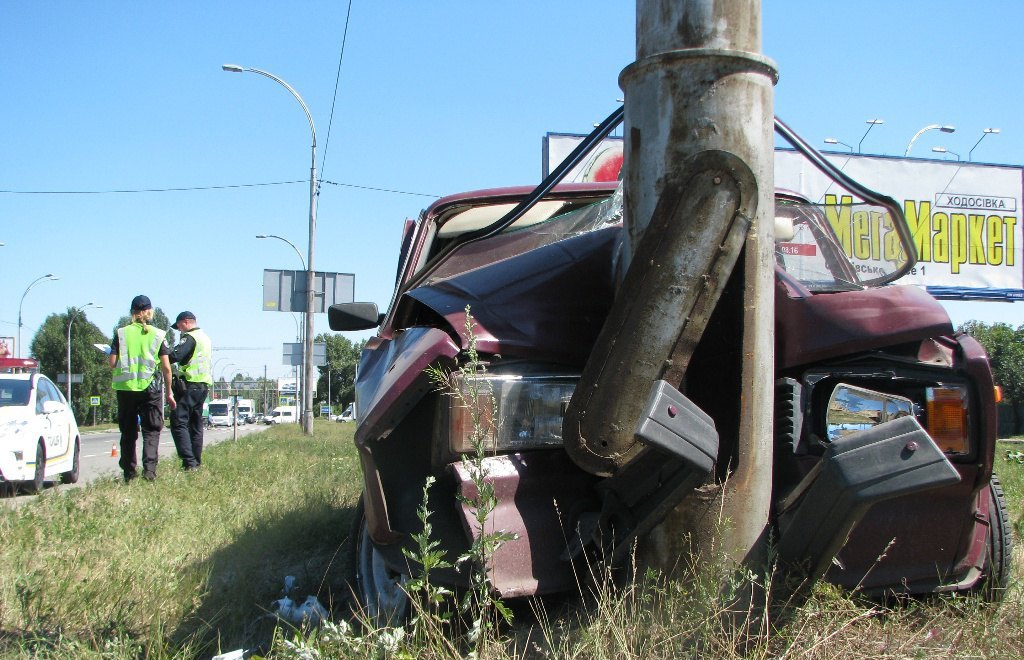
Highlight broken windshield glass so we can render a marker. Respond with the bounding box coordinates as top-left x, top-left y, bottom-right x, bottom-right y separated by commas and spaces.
423, 185, 624, 286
